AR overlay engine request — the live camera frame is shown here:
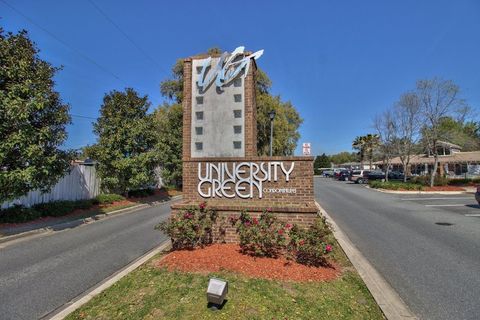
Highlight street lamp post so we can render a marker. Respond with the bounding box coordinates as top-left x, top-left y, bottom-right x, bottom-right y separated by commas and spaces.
269, 110, 276, 156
